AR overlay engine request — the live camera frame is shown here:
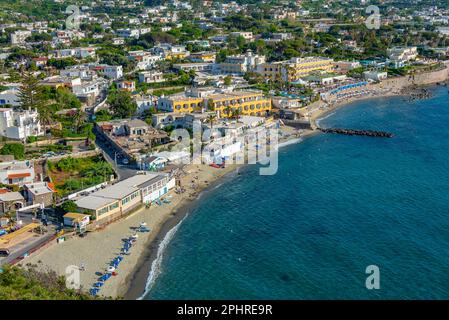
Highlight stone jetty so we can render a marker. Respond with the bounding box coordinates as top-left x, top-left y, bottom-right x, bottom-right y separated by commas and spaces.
317, 127, 394, 138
